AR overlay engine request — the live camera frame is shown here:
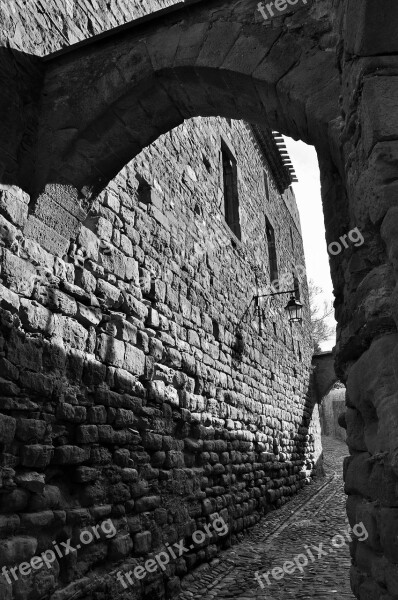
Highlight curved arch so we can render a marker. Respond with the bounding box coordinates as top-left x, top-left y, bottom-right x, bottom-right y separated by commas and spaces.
312, 351, 340, 403
34, 0, 340, 198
